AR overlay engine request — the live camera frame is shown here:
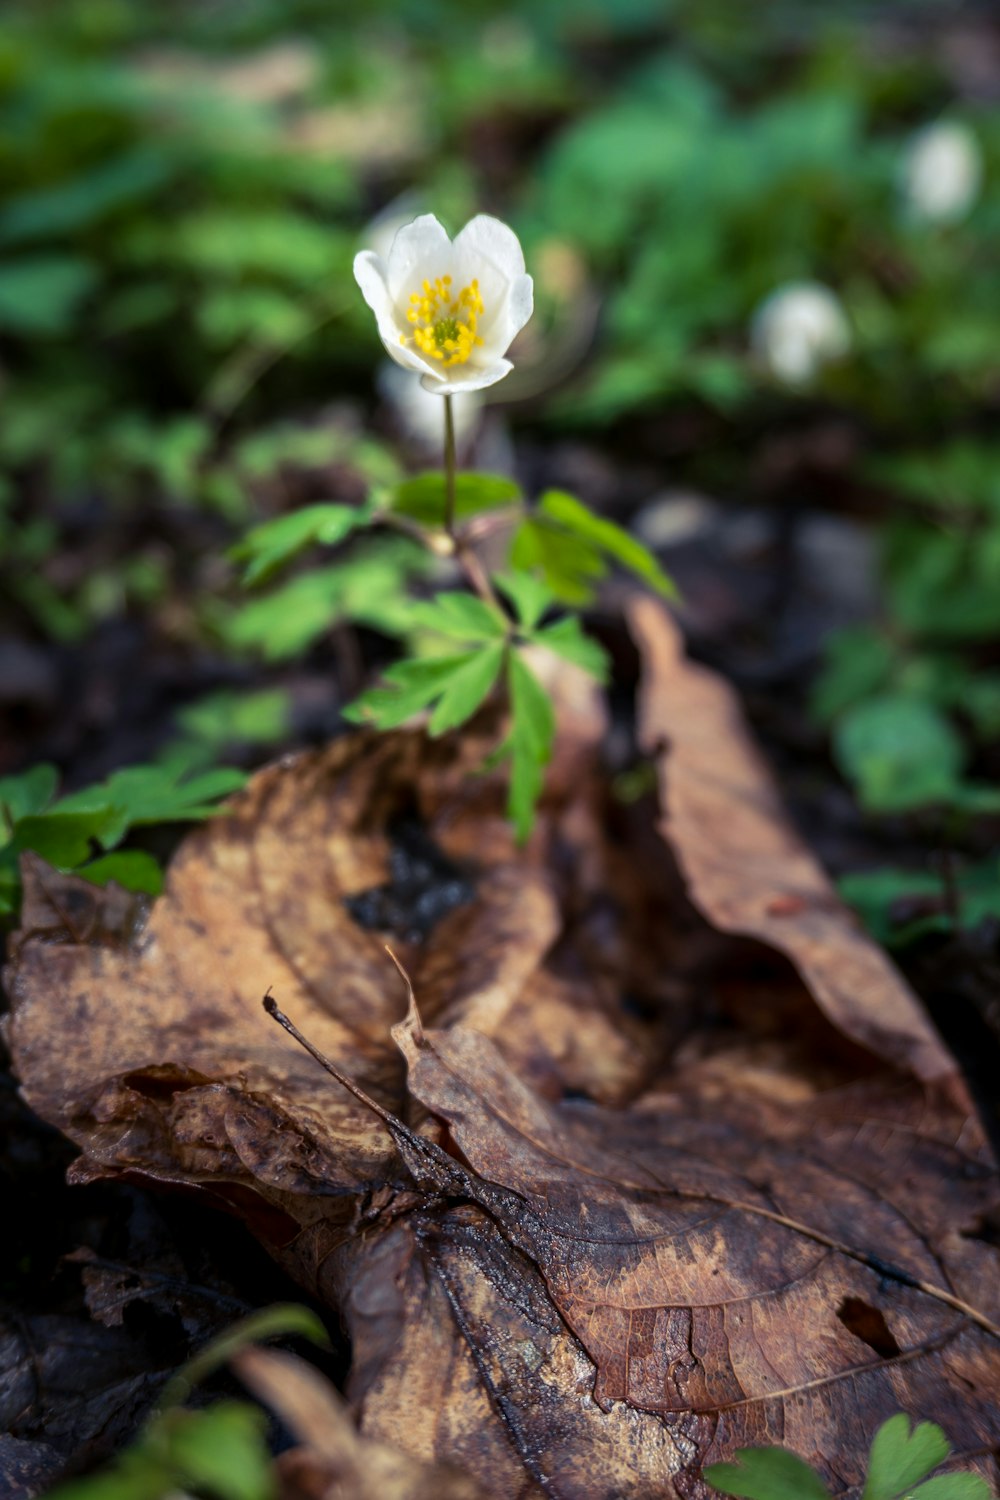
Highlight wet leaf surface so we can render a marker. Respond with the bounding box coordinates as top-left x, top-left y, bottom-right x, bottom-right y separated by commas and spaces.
4, 639, 999, 1497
